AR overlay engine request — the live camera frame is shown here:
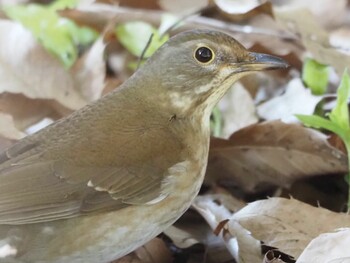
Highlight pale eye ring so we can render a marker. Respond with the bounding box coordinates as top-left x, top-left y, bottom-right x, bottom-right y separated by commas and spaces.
194, 46, 214, 64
